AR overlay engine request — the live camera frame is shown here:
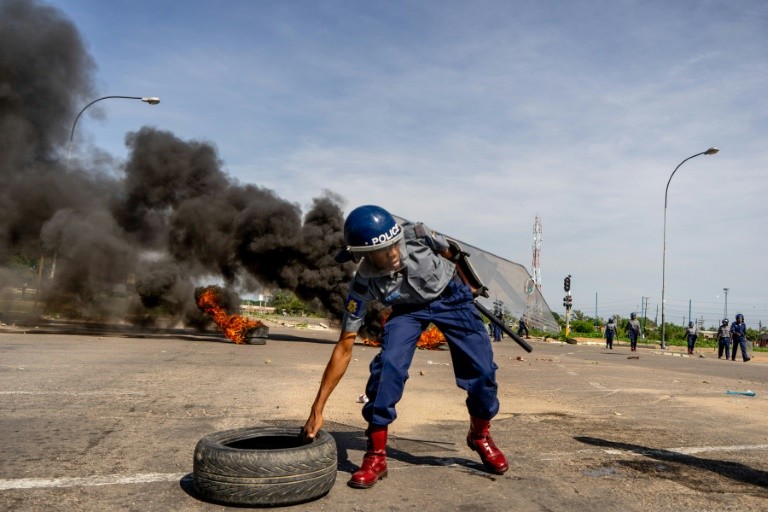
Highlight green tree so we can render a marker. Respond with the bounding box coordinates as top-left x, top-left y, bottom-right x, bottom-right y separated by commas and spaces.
269, 290, 315, 315
570, 319, 597, 334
